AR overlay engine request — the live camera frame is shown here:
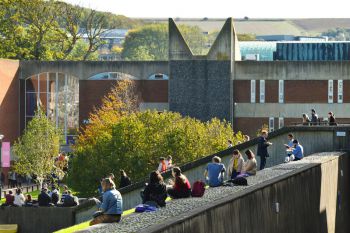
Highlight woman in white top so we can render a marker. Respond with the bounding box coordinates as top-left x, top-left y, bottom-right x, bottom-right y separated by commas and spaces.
241, 149, 257, 176
14, 188, 25, 206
